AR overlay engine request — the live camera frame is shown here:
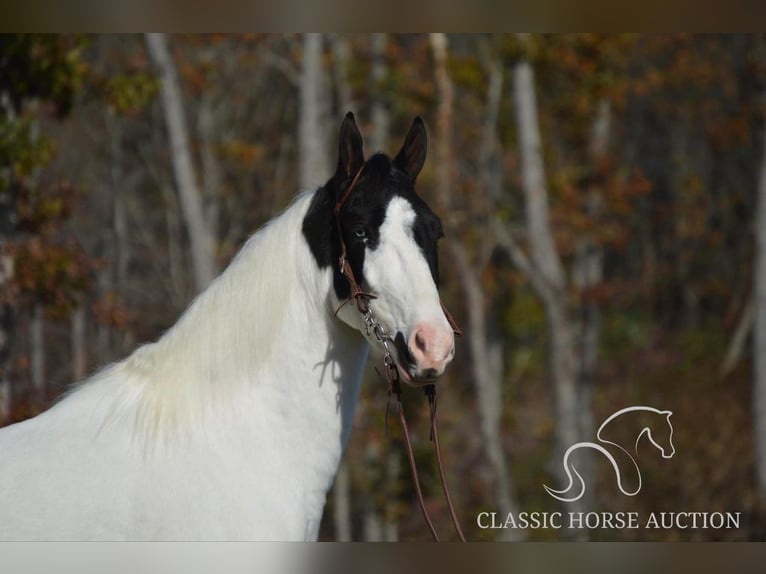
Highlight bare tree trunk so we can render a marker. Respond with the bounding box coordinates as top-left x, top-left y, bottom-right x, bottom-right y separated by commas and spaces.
451, 244, 523, 541
512, 55, 566, 290
71, 304, 86, 382
369, 34, 390, 153
145, 33, 217, 293
362, 499, 384, 541
198, 95, 222, 248
30, 304, 44, 403
113, 181, 134, 354
331, 35, 354, 116
512, 40, 584, 537
382, 449, 401, 542
333, 459, 352, 541
571, 98, 611, 508
753, 53, 766, 498
479, 50, 504, 202
429, 33, 454, 211
721, 299, 753, 378
299, 33, 330, 190
95, 265, 111, 366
